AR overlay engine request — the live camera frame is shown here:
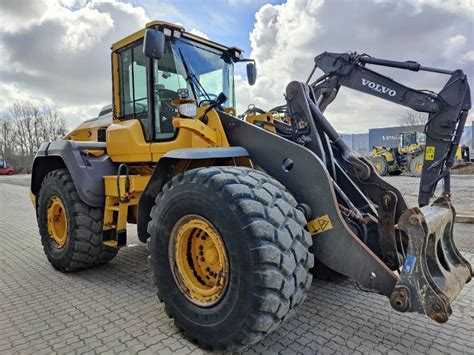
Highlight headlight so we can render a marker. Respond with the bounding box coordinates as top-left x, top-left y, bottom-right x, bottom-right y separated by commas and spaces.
163, 28, 172, 37
179, 103, 197, 118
